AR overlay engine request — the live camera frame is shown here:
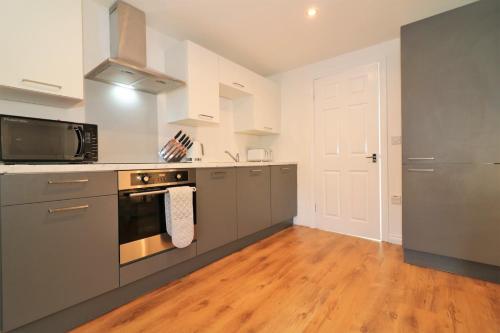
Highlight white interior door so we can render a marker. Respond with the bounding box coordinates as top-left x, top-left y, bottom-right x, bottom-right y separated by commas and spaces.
314, 63, 381, 240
